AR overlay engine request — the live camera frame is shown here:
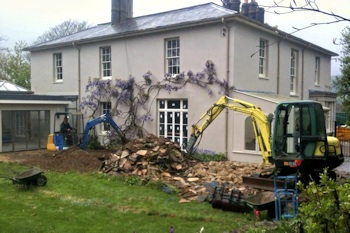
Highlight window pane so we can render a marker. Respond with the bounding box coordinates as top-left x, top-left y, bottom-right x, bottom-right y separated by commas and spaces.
159, 112, 165, 123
